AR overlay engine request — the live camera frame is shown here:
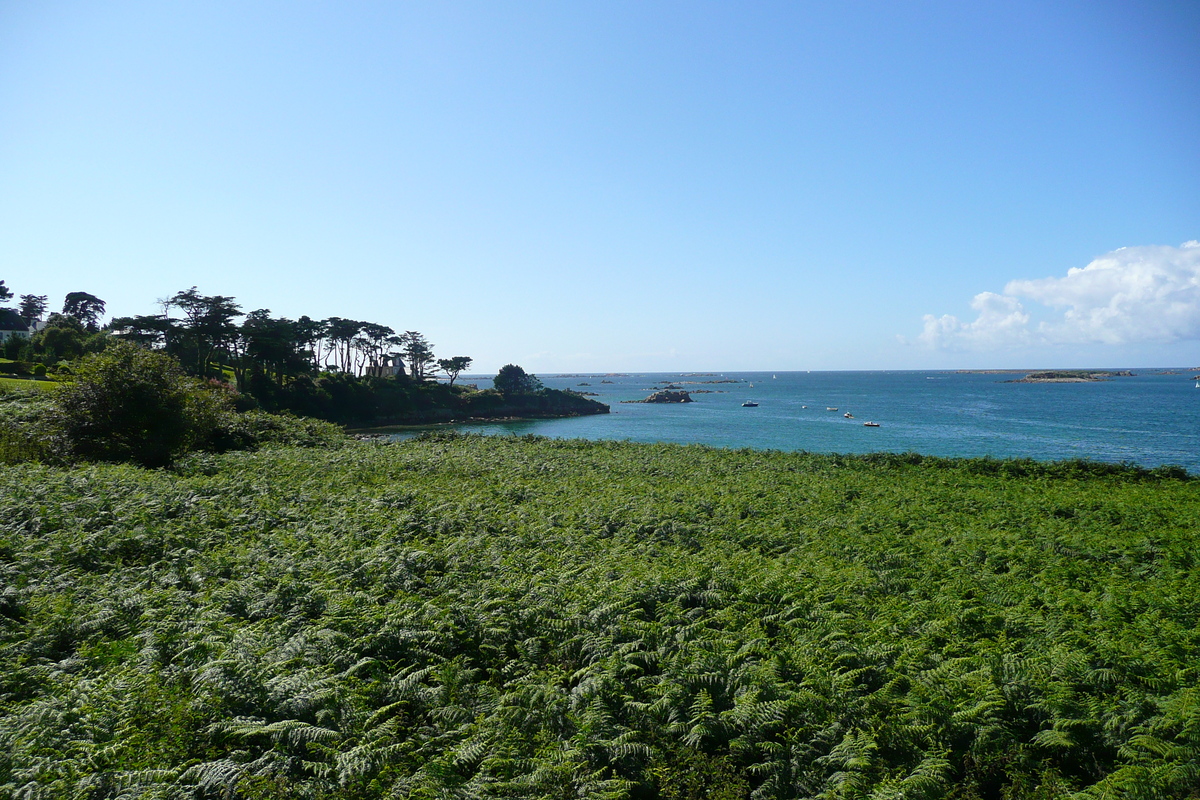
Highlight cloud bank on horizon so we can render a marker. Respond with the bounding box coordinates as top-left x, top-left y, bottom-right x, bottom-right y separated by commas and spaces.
914, 241, 1200, 351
